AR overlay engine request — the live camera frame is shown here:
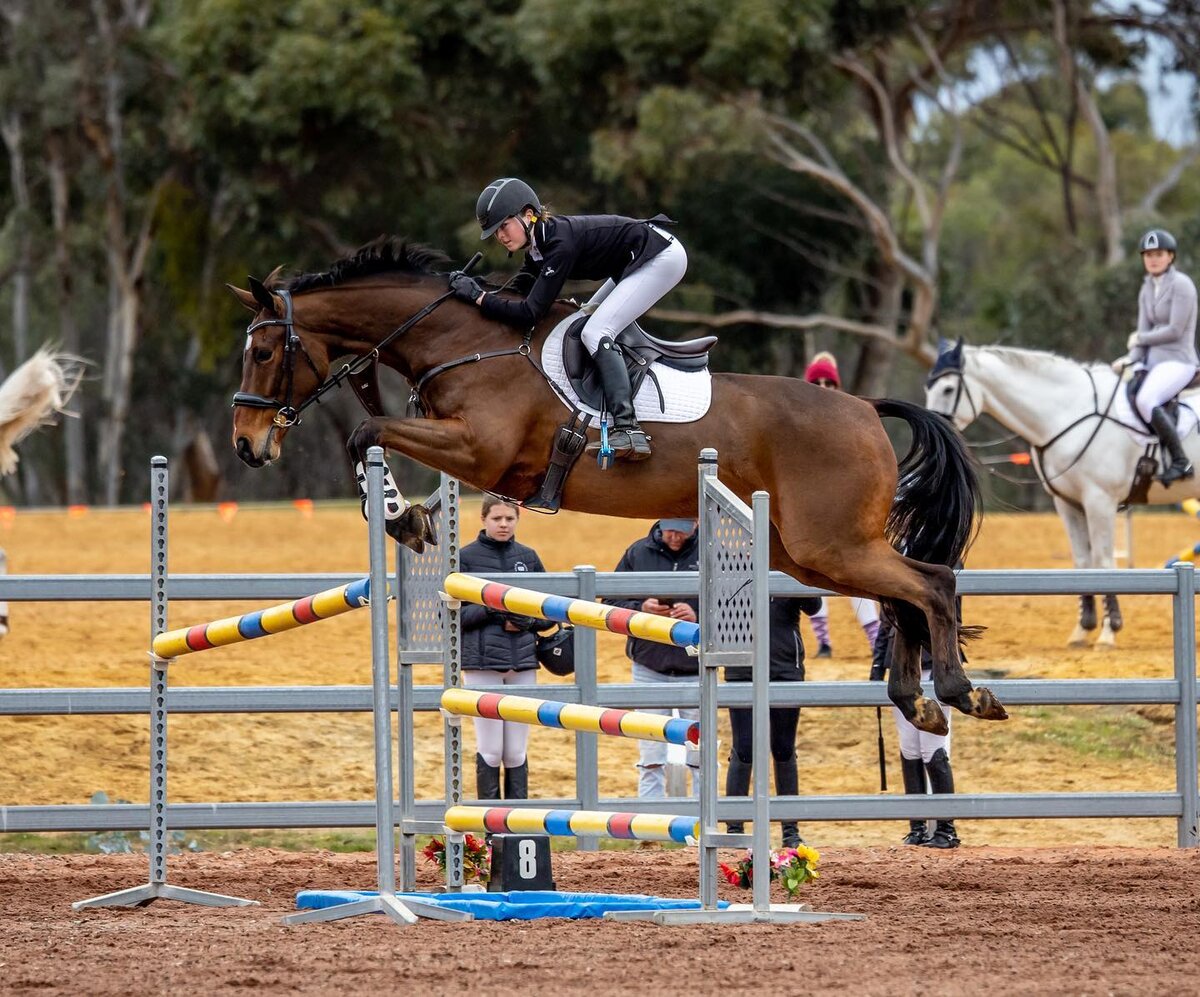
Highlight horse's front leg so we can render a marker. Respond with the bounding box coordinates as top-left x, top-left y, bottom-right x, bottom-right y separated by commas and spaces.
347, 416, 477, 553
1083, 497, 1120, 650
1054, 497, 1096, 648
